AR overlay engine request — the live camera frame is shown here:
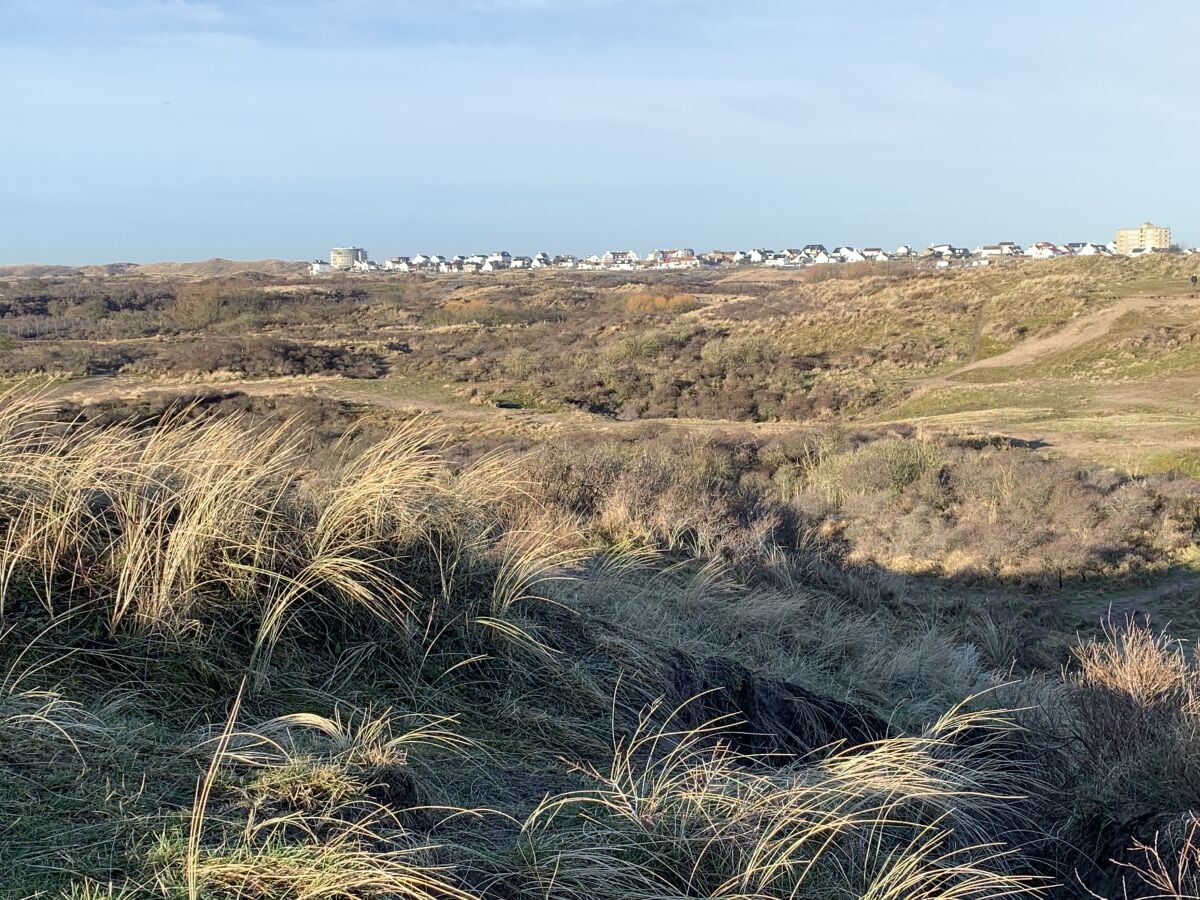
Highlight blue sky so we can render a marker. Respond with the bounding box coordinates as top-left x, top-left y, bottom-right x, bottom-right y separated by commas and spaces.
1, 0, 1196, 263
